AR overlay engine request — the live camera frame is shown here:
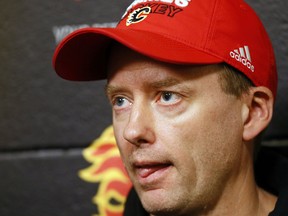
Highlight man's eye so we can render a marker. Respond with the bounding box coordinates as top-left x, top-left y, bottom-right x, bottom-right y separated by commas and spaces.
113, 97, 130, 108
159, 92, 181, 105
